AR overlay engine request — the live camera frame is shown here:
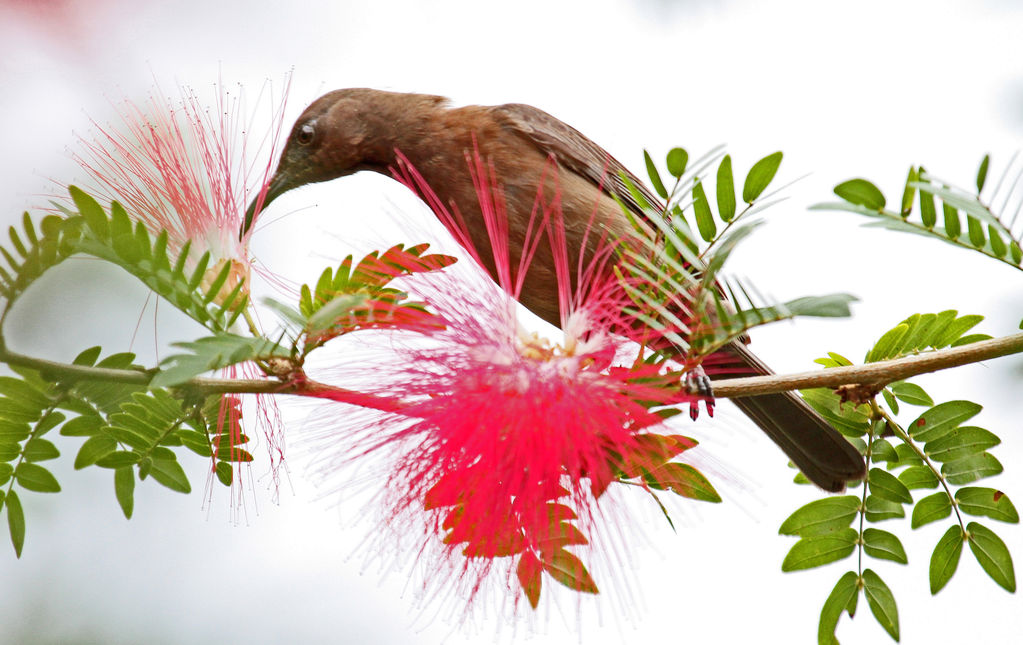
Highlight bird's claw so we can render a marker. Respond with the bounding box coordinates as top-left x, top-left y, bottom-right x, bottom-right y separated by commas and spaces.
684, 366, 715, 420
